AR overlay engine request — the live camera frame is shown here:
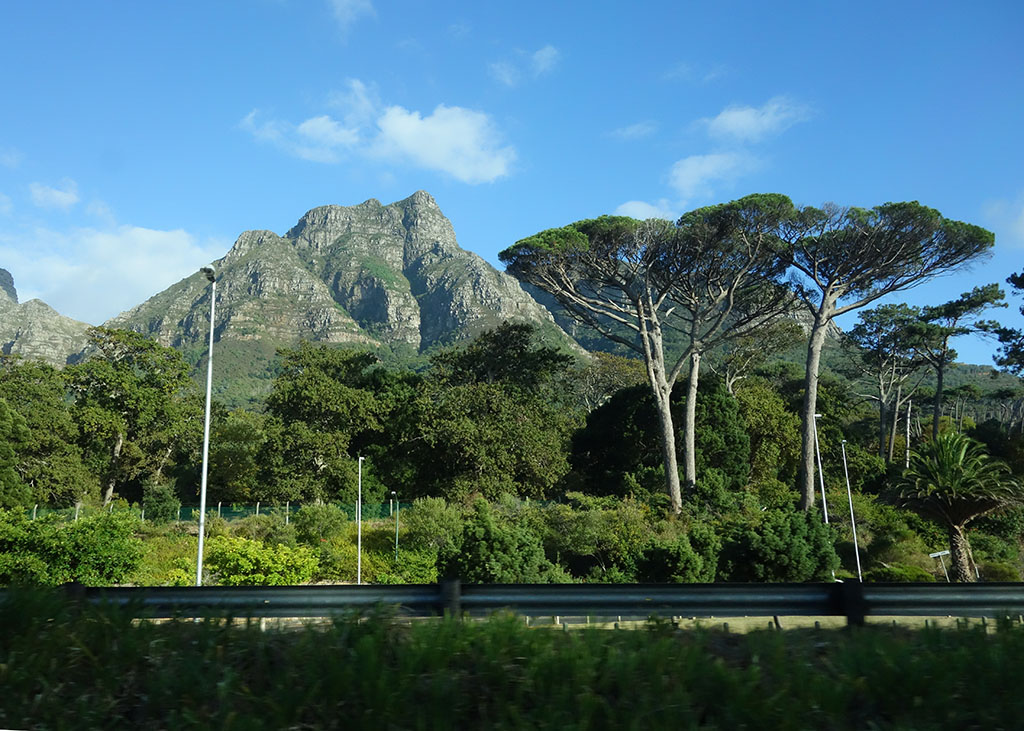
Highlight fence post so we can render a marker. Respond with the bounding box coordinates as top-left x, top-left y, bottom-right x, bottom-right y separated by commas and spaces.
441, 579, 461, 617
839, 581, 867, 627
286, 501, 290, 525
32, 504, 37, 520
218, 501, 222, 518
74, 502, 81, 521
256, 501, 260, 516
